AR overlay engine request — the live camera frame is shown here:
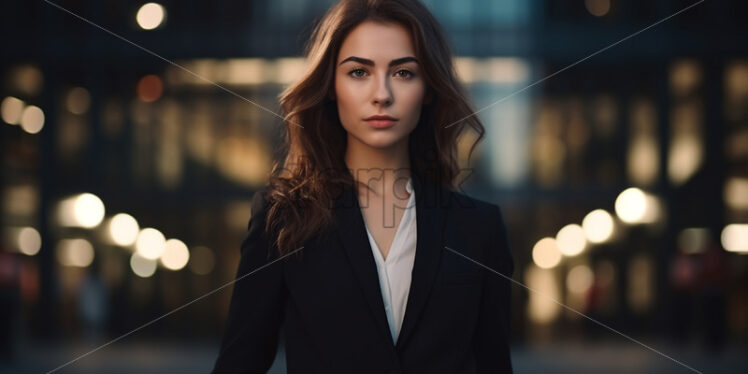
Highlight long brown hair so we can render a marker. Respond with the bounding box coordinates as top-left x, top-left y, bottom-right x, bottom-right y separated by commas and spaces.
264, 0, 485, 256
